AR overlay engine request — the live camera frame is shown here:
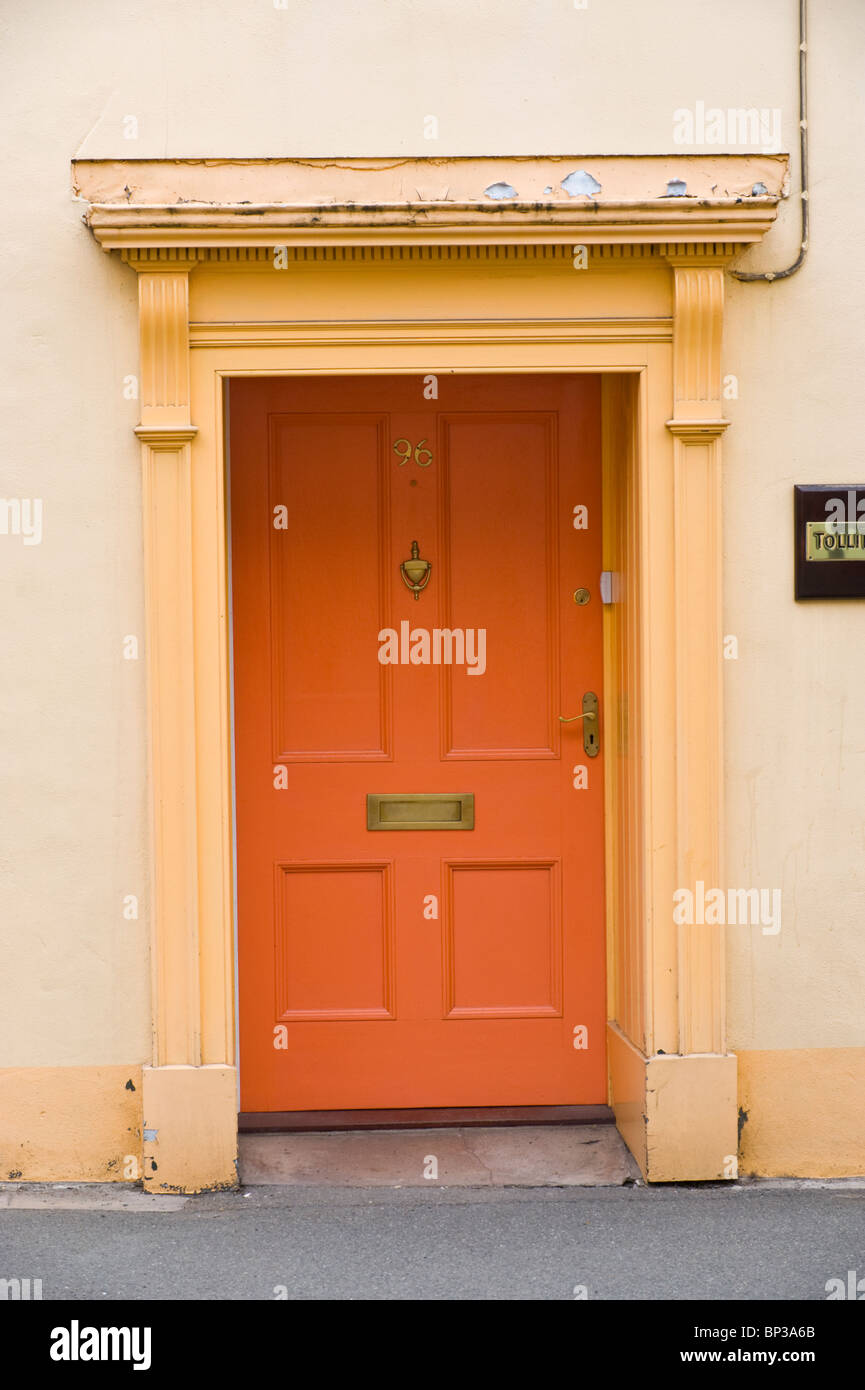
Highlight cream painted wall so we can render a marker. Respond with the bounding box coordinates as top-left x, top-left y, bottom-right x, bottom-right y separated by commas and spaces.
723, 2, 865, 1050
0, 0, 862, 1065
1, 16, 149, 1065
